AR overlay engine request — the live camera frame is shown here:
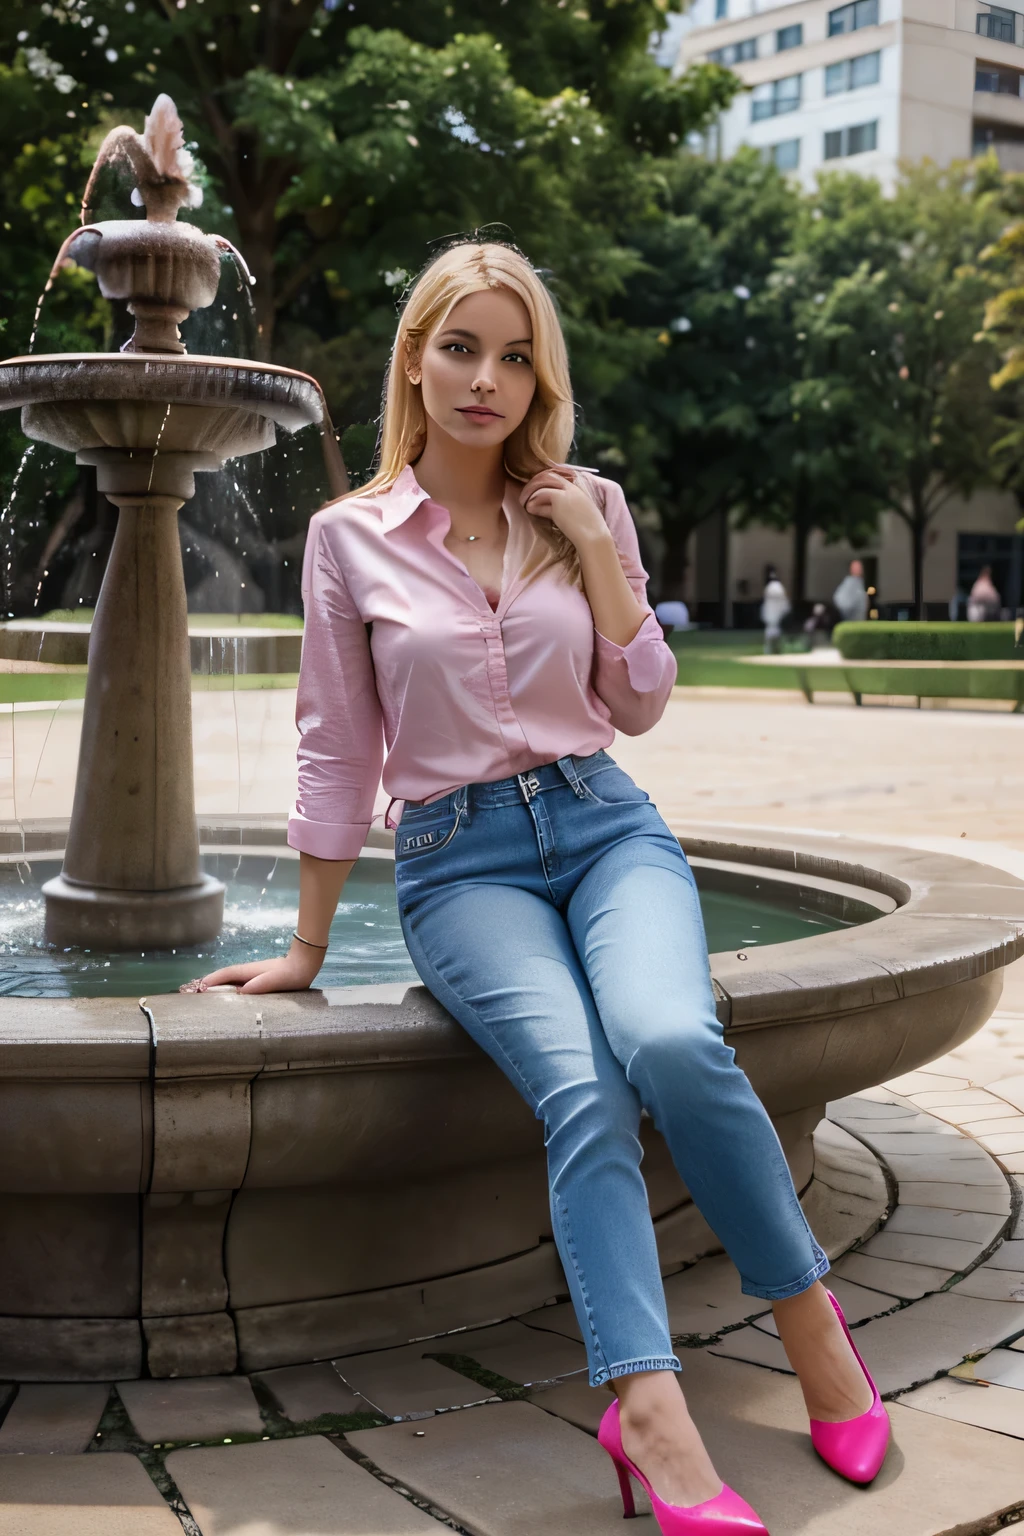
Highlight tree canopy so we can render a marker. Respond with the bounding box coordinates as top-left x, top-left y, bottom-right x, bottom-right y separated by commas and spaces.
2, 2, 1023, 622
